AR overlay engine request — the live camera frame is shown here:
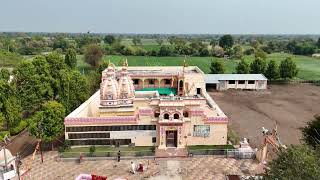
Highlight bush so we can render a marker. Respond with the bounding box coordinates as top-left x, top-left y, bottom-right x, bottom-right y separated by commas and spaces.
0, 131, 9, 140
89, 145, 96, 156
58, 146, 65, 153
227, 128, 240, 145
9, 120, 28, 135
